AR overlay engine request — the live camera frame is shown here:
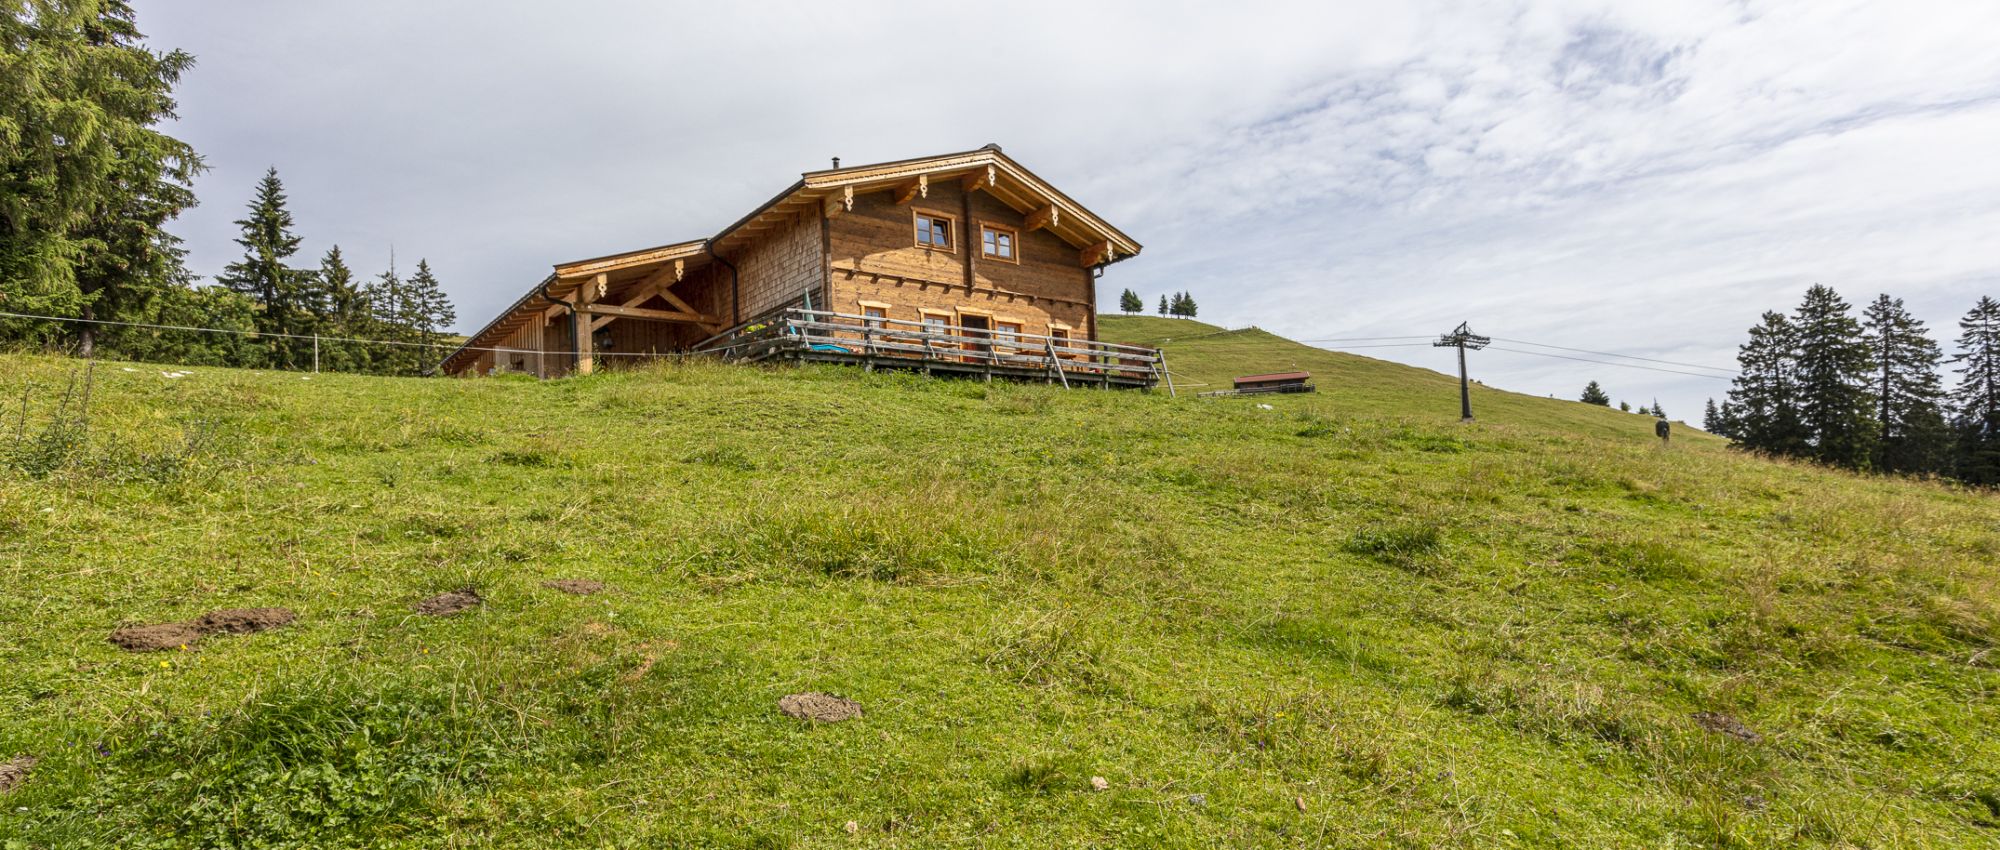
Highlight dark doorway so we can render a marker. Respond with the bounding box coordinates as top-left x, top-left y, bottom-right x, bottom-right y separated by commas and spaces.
958, 314, 992, 363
